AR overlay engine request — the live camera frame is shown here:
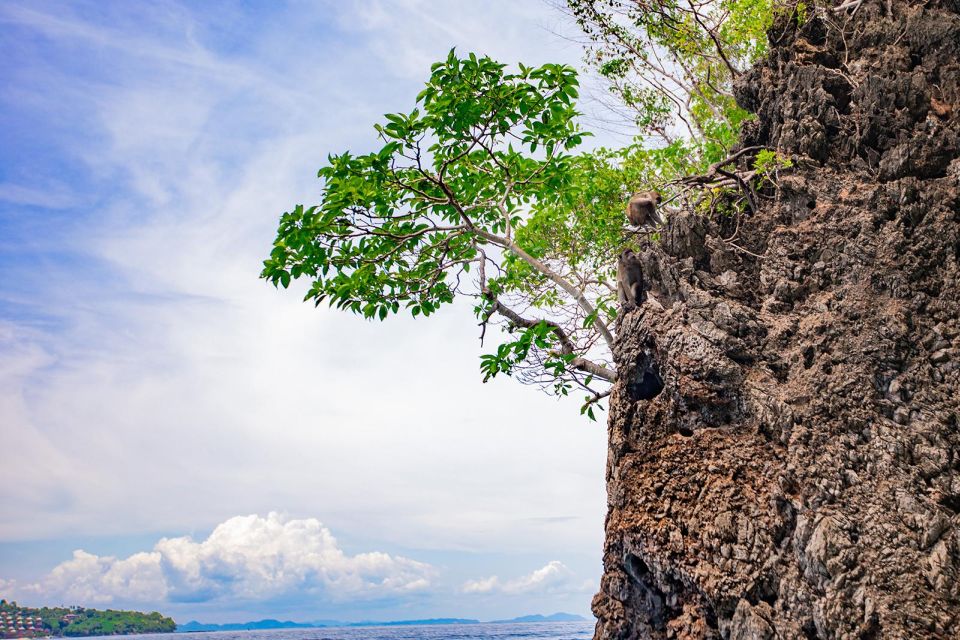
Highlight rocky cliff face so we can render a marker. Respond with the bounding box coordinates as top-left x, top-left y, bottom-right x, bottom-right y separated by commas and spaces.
592, 2, 960, 638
